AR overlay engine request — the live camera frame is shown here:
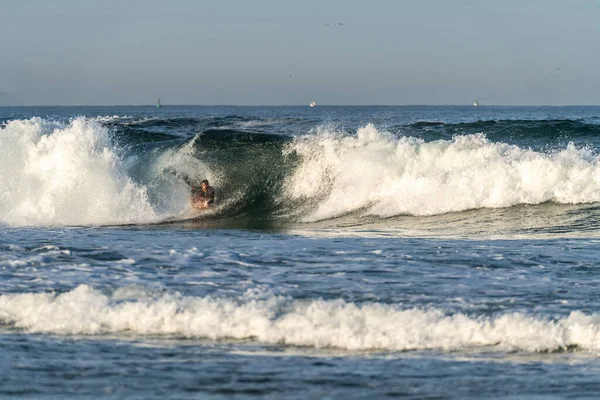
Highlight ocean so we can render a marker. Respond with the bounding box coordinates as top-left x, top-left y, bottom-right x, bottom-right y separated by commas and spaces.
2, 105, 600, 399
